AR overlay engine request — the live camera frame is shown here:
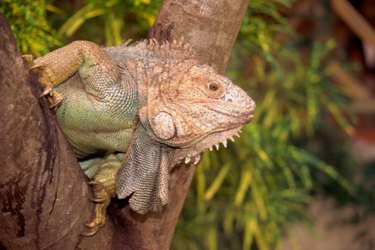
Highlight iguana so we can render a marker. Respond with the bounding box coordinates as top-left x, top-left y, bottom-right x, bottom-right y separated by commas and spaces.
28, 39, 256, 235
